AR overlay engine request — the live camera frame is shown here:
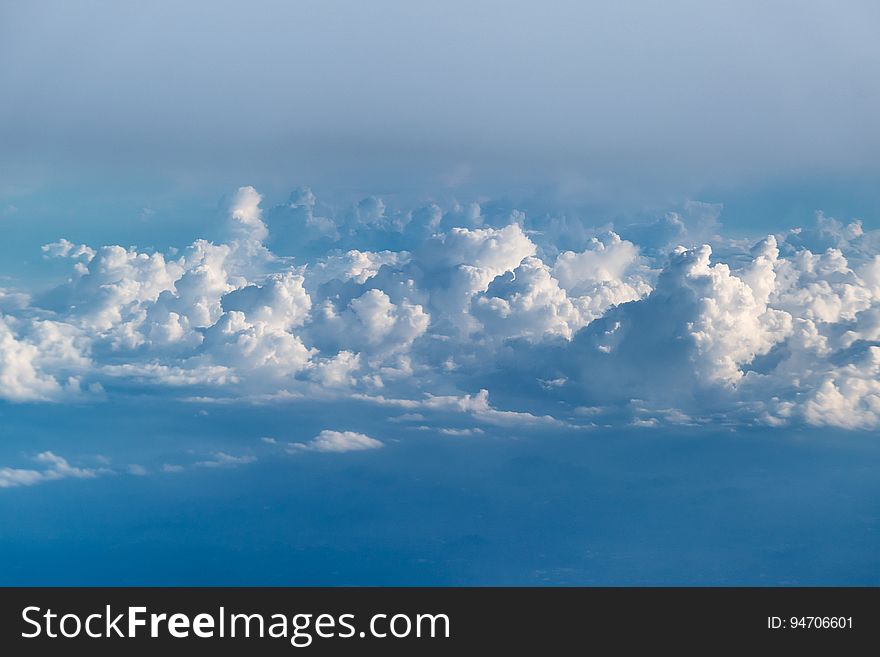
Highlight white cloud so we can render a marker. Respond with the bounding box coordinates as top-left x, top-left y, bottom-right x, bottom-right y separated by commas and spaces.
199, 310, 314, 378
310, 350, 361, 388
473, 257, 584, 341
678, 239, 792, 384
312, 289, 429, 359
222, 271, 311, 331
0, 289, 30, 313
438, 427, 485, 436
416, 223, 537, 333
101, 362, 236, 386
289, 430, 384, 453
0, 452, 105, 489
309, 250, 409, 288
471, 233, 650, 344
554, 232, 643, 293
801, 347, 880, 429
0, 315, 92, 402
561, 237, 794, 410
195, 452, 257, 468
42, 238, 95, 260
